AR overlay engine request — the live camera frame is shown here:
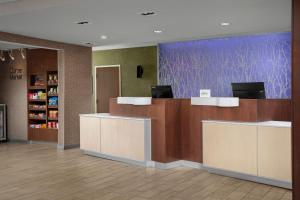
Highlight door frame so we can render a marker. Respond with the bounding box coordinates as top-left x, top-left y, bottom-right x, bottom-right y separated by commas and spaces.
94, 65, 122, 113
